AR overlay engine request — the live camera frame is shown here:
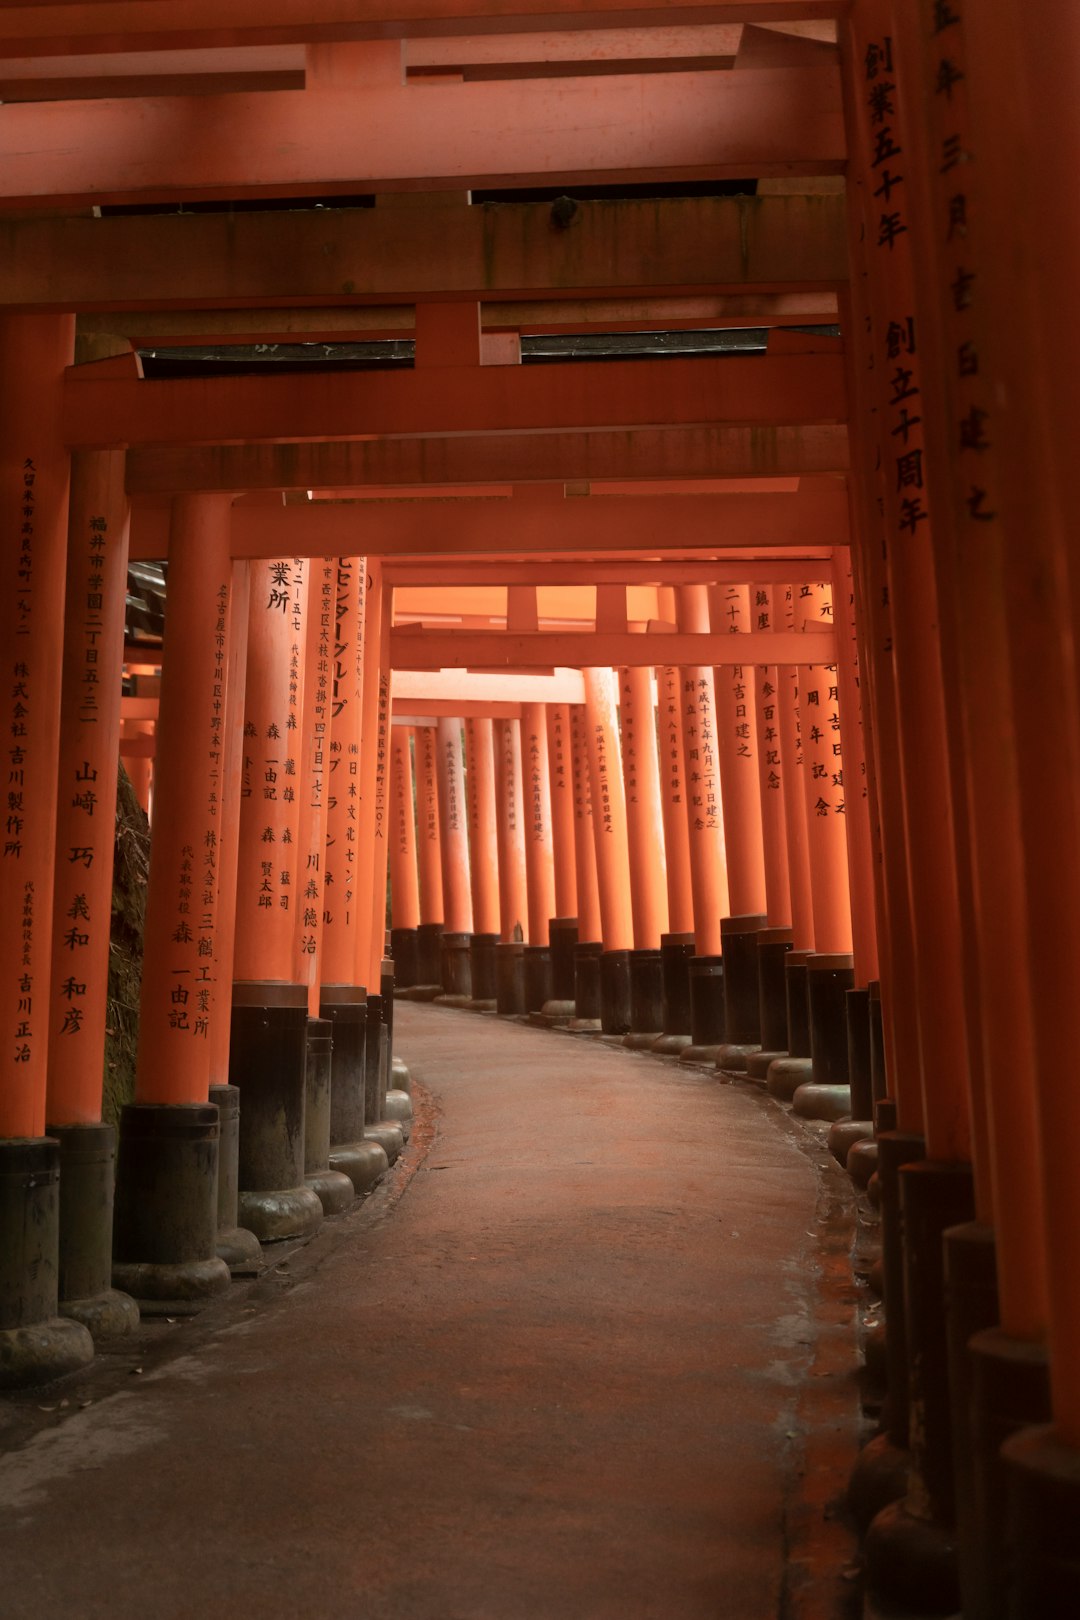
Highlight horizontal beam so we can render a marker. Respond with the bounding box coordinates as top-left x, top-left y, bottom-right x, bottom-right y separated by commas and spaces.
125, 422, 851, 493
0, 68, 843, 208
393, 667, 585, 705
0, 6, 846, 59
67, 350, 846, 450
390, 626, 836, 667
128, 487, 849, 560
383, 554, 834, 585
3, 194, 846, 311
77, 292, 840, 347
